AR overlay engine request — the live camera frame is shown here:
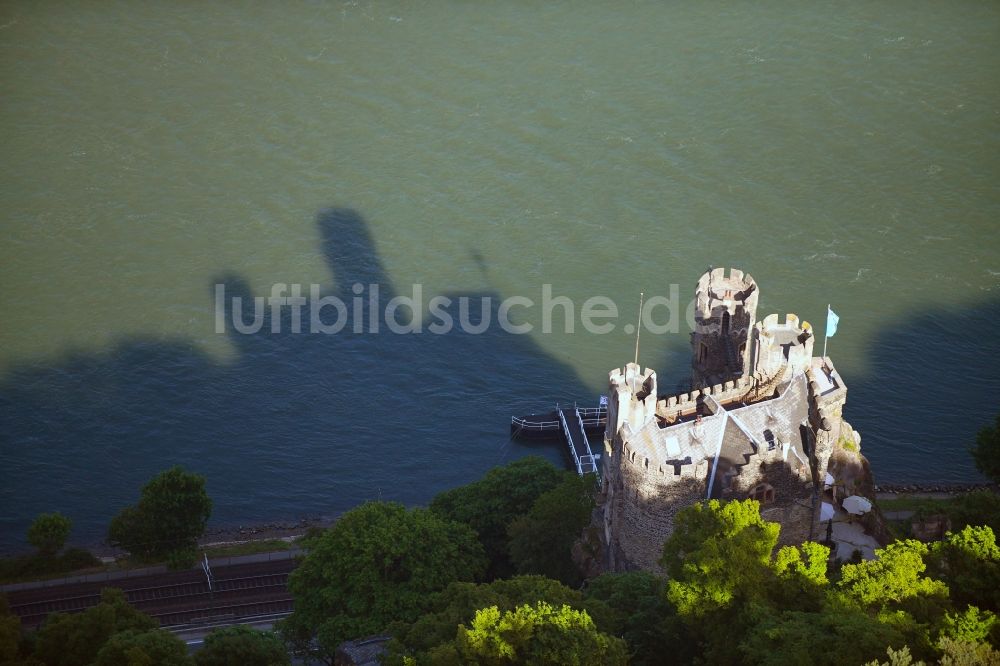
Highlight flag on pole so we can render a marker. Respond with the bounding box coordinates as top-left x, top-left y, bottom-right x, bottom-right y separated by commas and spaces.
826, 306, 840, 338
